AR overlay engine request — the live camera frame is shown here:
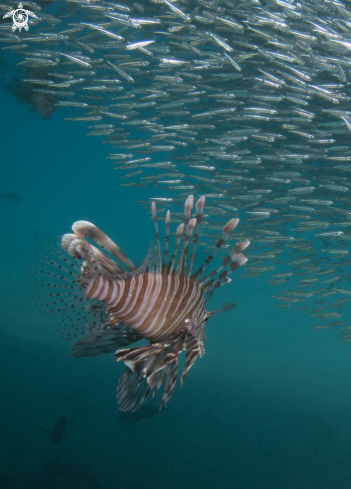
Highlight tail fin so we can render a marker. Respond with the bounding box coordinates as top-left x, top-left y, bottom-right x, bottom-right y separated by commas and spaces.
115, 331, 202, 411
117, 368, 152, 412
